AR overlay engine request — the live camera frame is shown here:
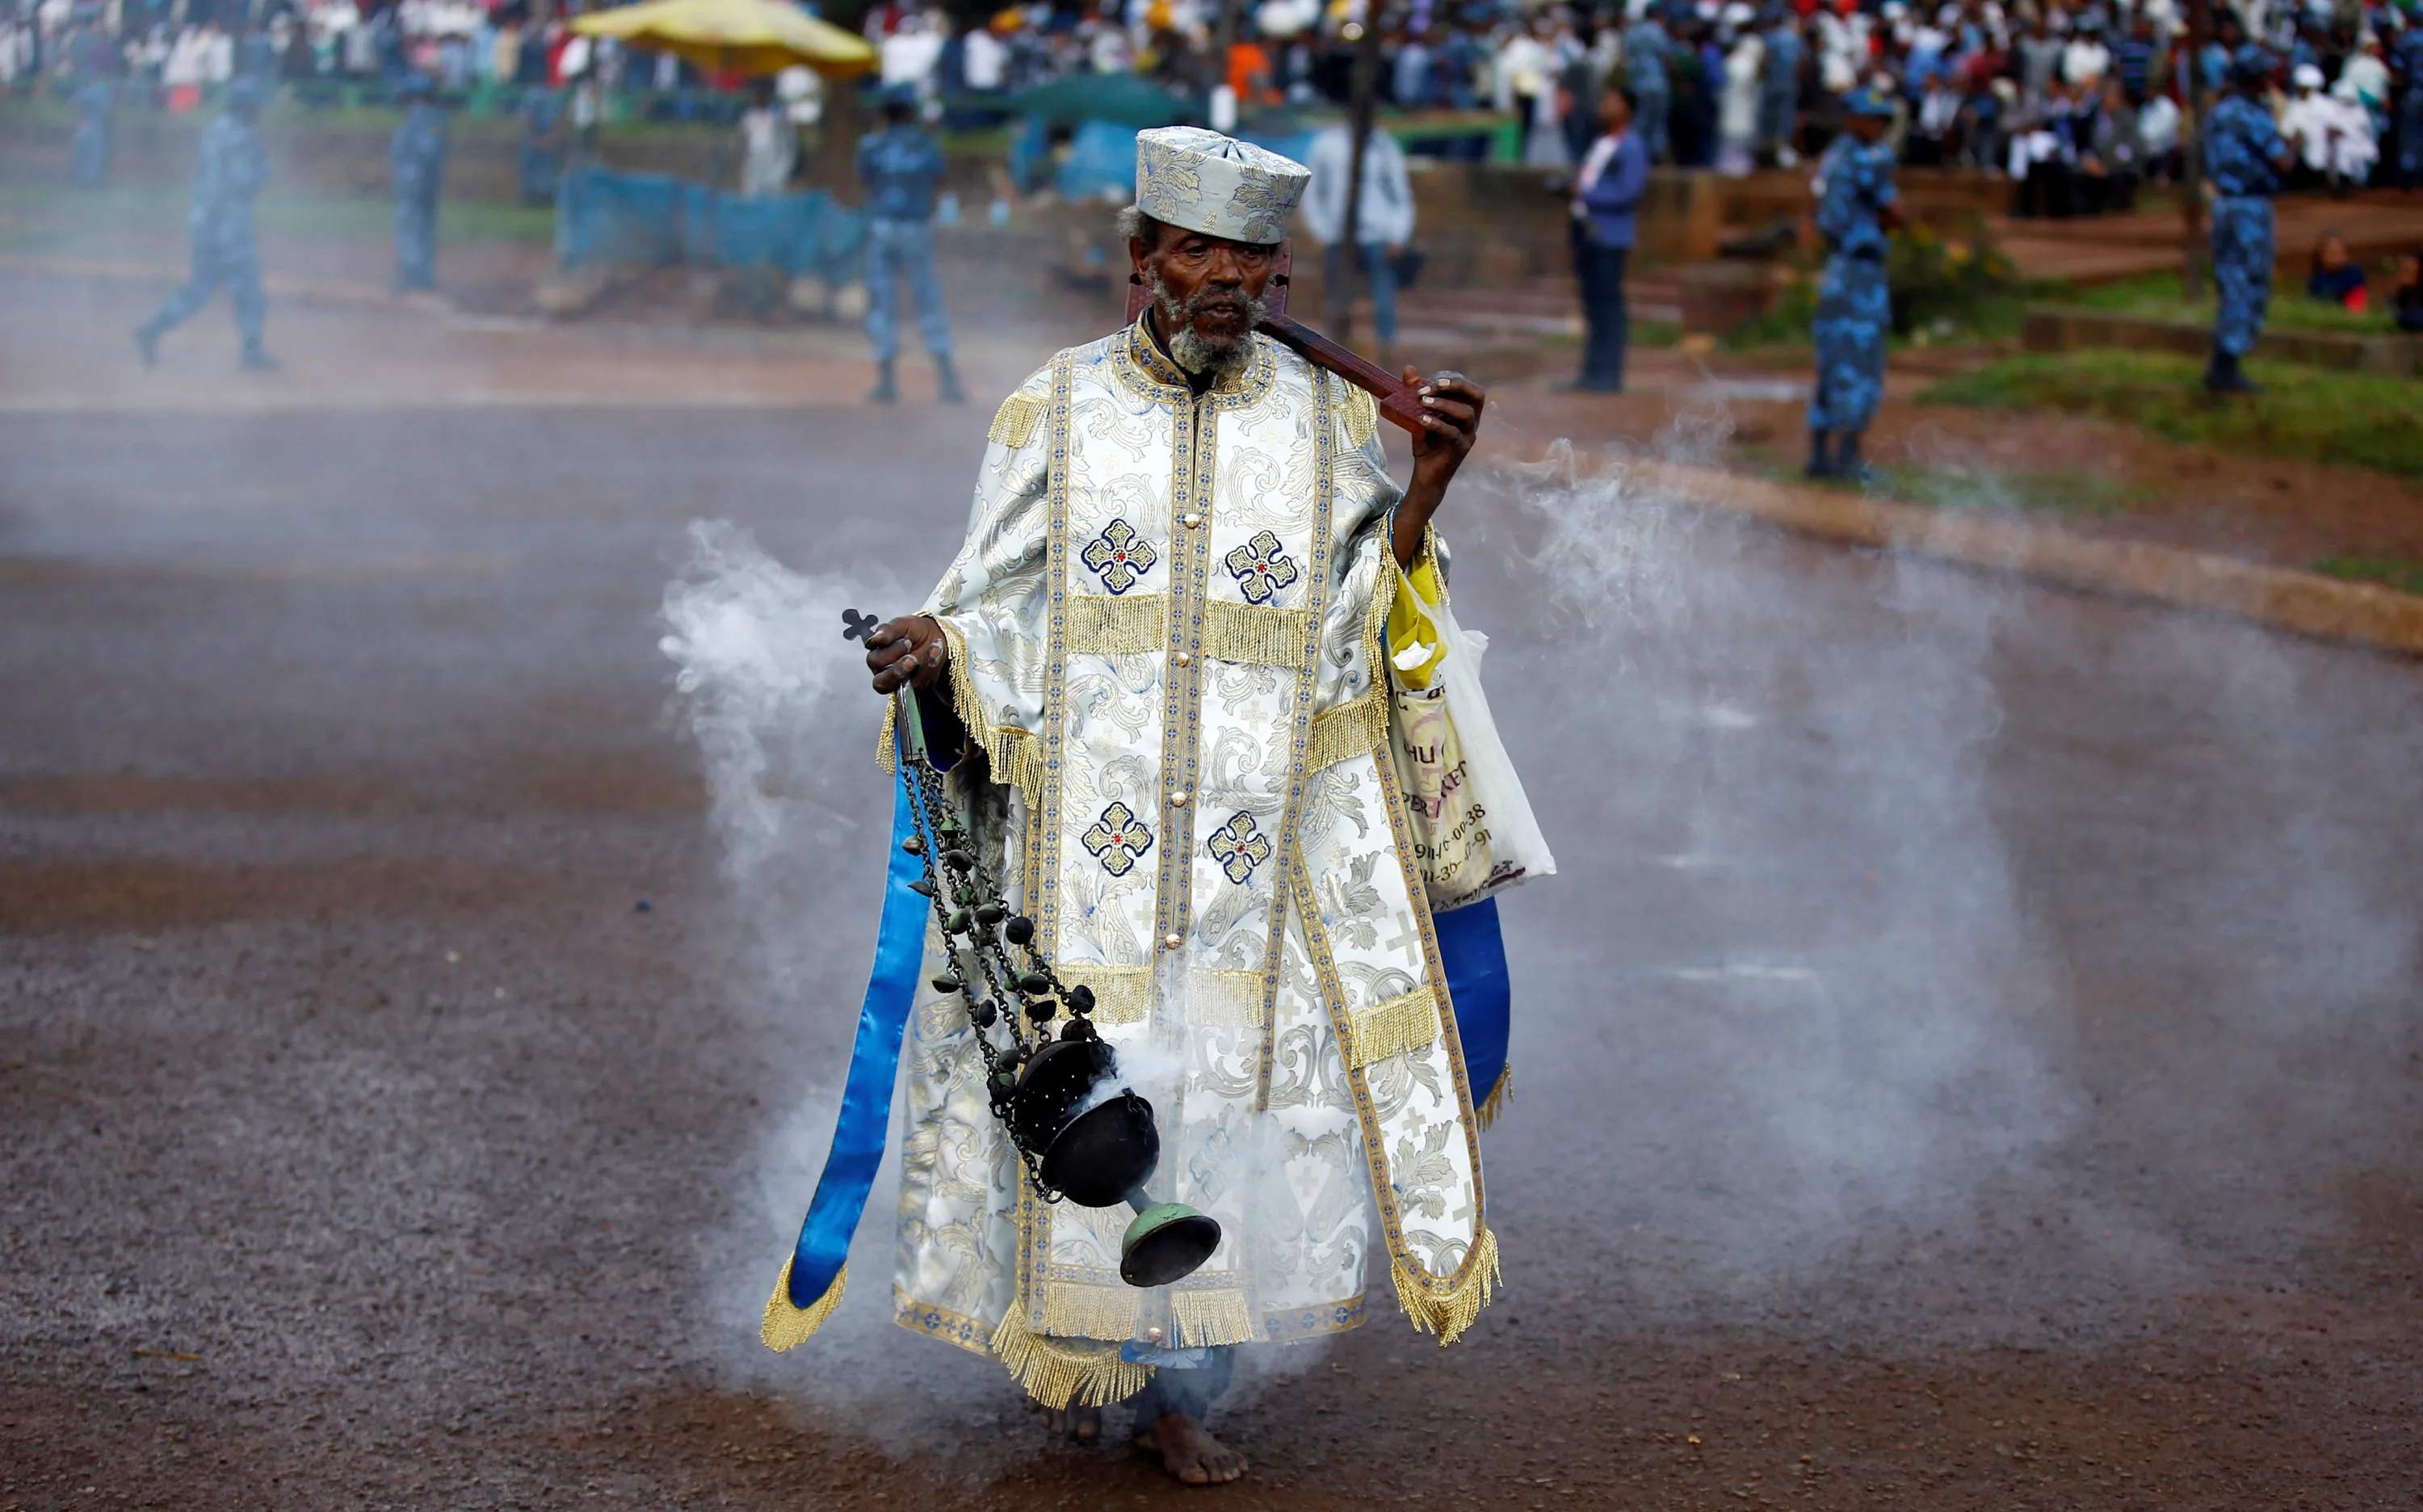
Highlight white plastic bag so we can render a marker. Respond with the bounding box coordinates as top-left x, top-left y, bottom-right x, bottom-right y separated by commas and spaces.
1389, 587, 1556, 913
